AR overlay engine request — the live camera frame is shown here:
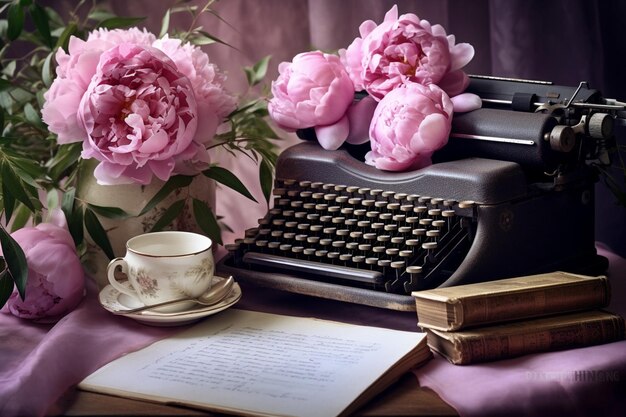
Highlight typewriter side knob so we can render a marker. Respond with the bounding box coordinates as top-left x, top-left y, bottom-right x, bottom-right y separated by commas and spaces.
587, 112, 614, 139
547, 125, 575, 152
